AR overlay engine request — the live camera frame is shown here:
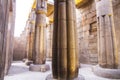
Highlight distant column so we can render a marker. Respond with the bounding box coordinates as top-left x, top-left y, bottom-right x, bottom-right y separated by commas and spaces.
46, 23, 53, 61
25, 9, 36, 65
